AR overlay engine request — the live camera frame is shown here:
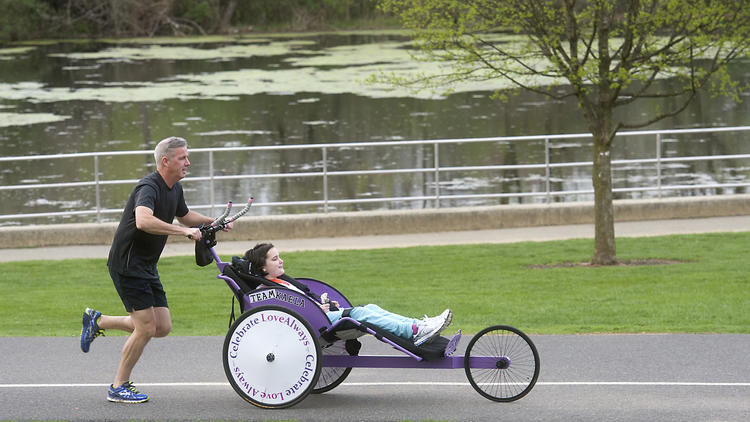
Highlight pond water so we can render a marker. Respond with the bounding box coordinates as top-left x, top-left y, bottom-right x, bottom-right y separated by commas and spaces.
1, 31, 750, 225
